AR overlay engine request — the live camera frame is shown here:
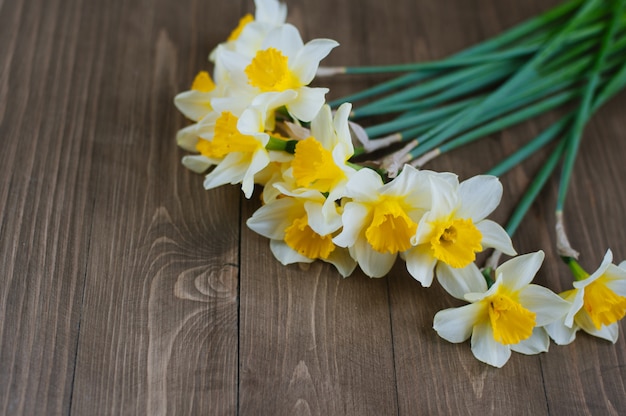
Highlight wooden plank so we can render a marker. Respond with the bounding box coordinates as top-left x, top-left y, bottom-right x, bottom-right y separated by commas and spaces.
0, 0, 98, 413
238, 208, 398, 415
67, 0, 242, 414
